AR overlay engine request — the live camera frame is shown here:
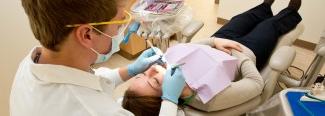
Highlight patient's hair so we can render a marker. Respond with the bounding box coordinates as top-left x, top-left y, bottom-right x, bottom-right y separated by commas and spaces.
122, 89, 162, 116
